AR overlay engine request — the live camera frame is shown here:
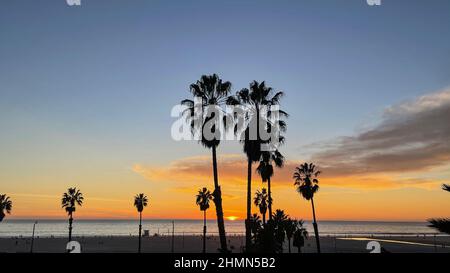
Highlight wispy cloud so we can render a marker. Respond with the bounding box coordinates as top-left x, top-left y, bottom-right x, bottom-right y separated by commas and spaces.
311, 88, 450, 176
